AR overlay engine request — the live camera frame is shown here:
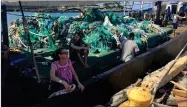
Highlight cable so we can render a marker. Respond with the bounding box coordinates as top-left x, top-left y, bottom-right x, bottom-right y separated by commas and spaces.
7, 13, 53, 19
7, 13, 23, 16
